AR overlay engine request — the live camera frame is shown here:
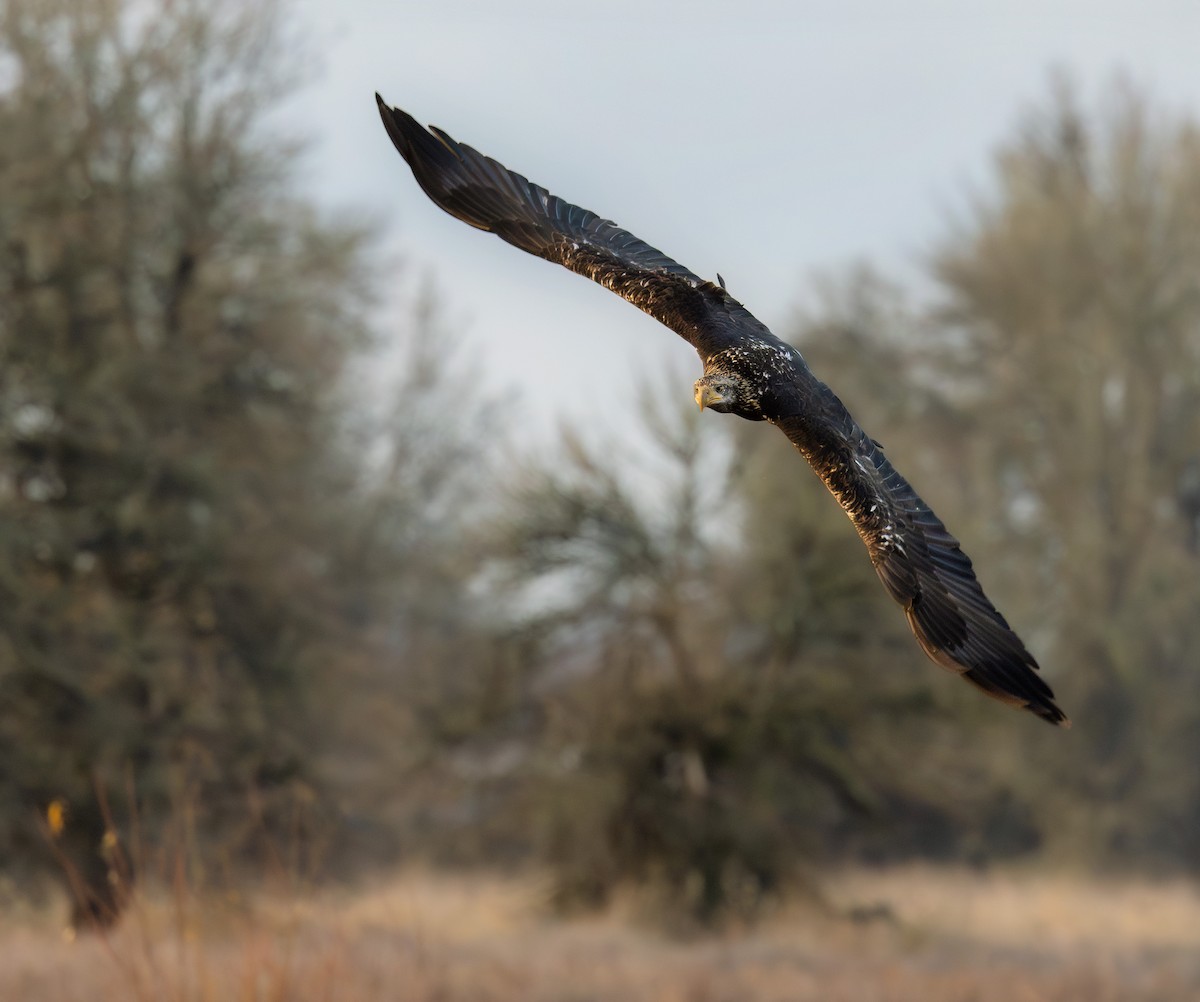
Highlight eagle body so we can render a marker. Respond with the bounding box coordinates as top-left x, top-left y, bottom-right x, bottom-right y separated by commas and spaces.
376, 95, 1068, 727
